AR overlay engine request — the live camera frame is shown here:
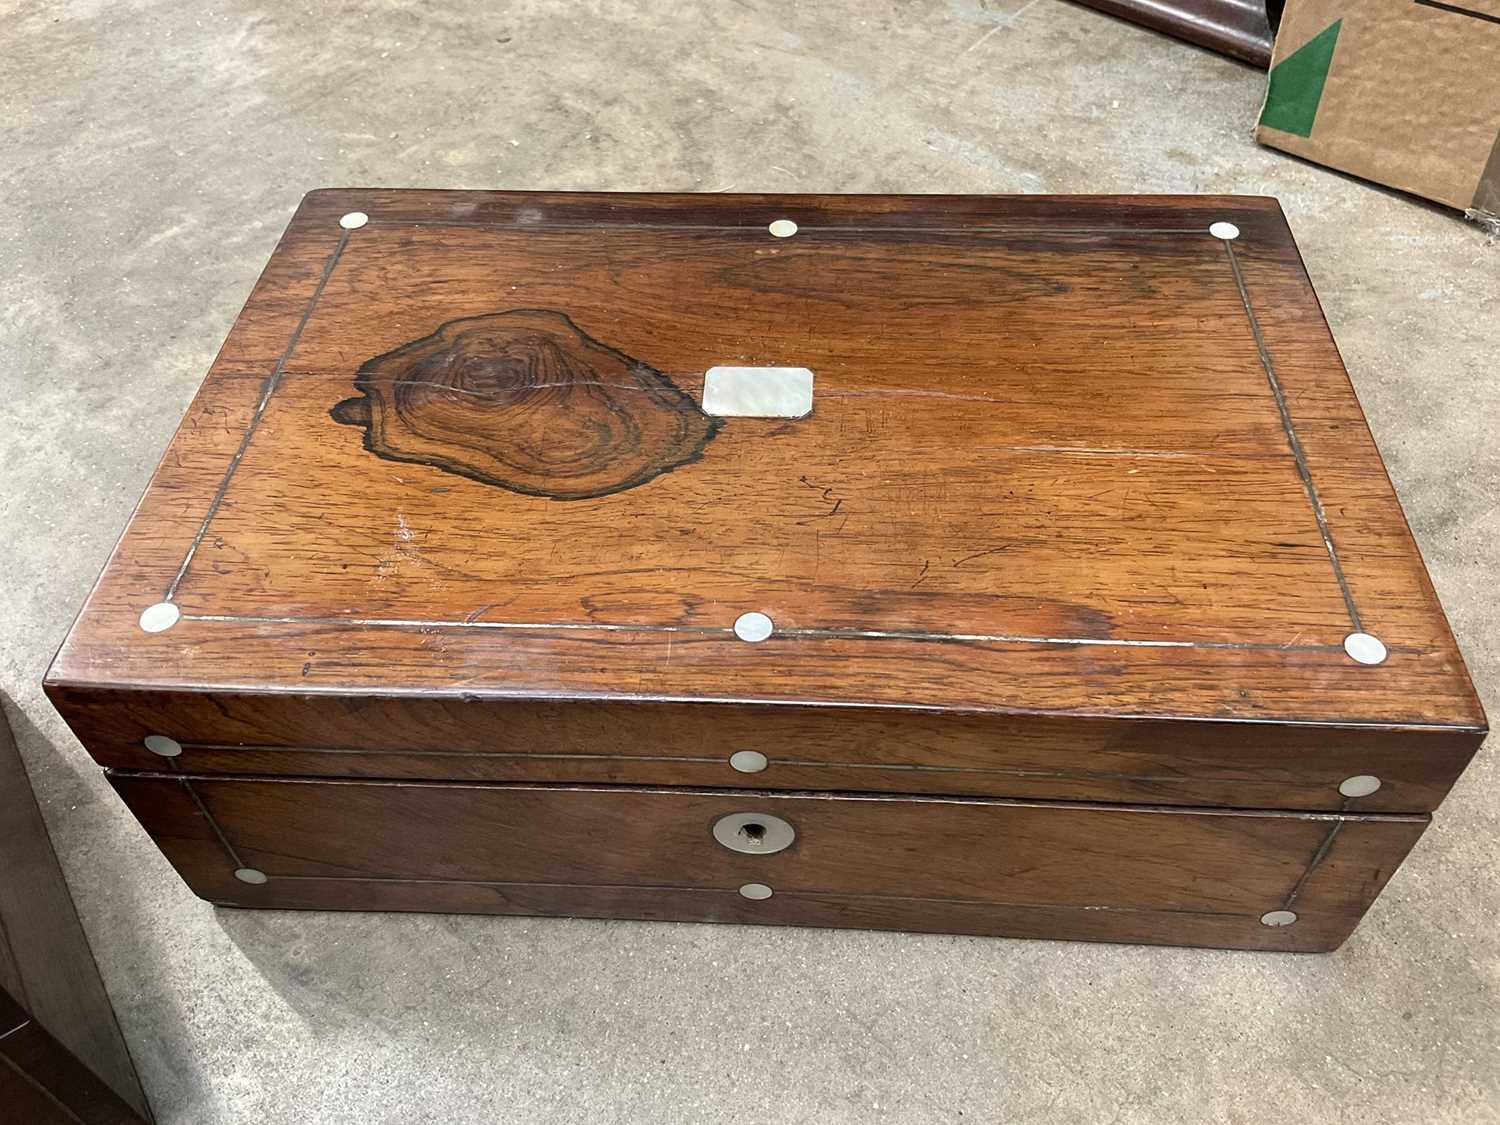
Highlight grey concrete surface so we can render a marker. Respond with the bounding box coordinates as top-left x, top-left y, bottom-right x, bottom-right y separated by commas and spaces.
3, 1, 1497, 1122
